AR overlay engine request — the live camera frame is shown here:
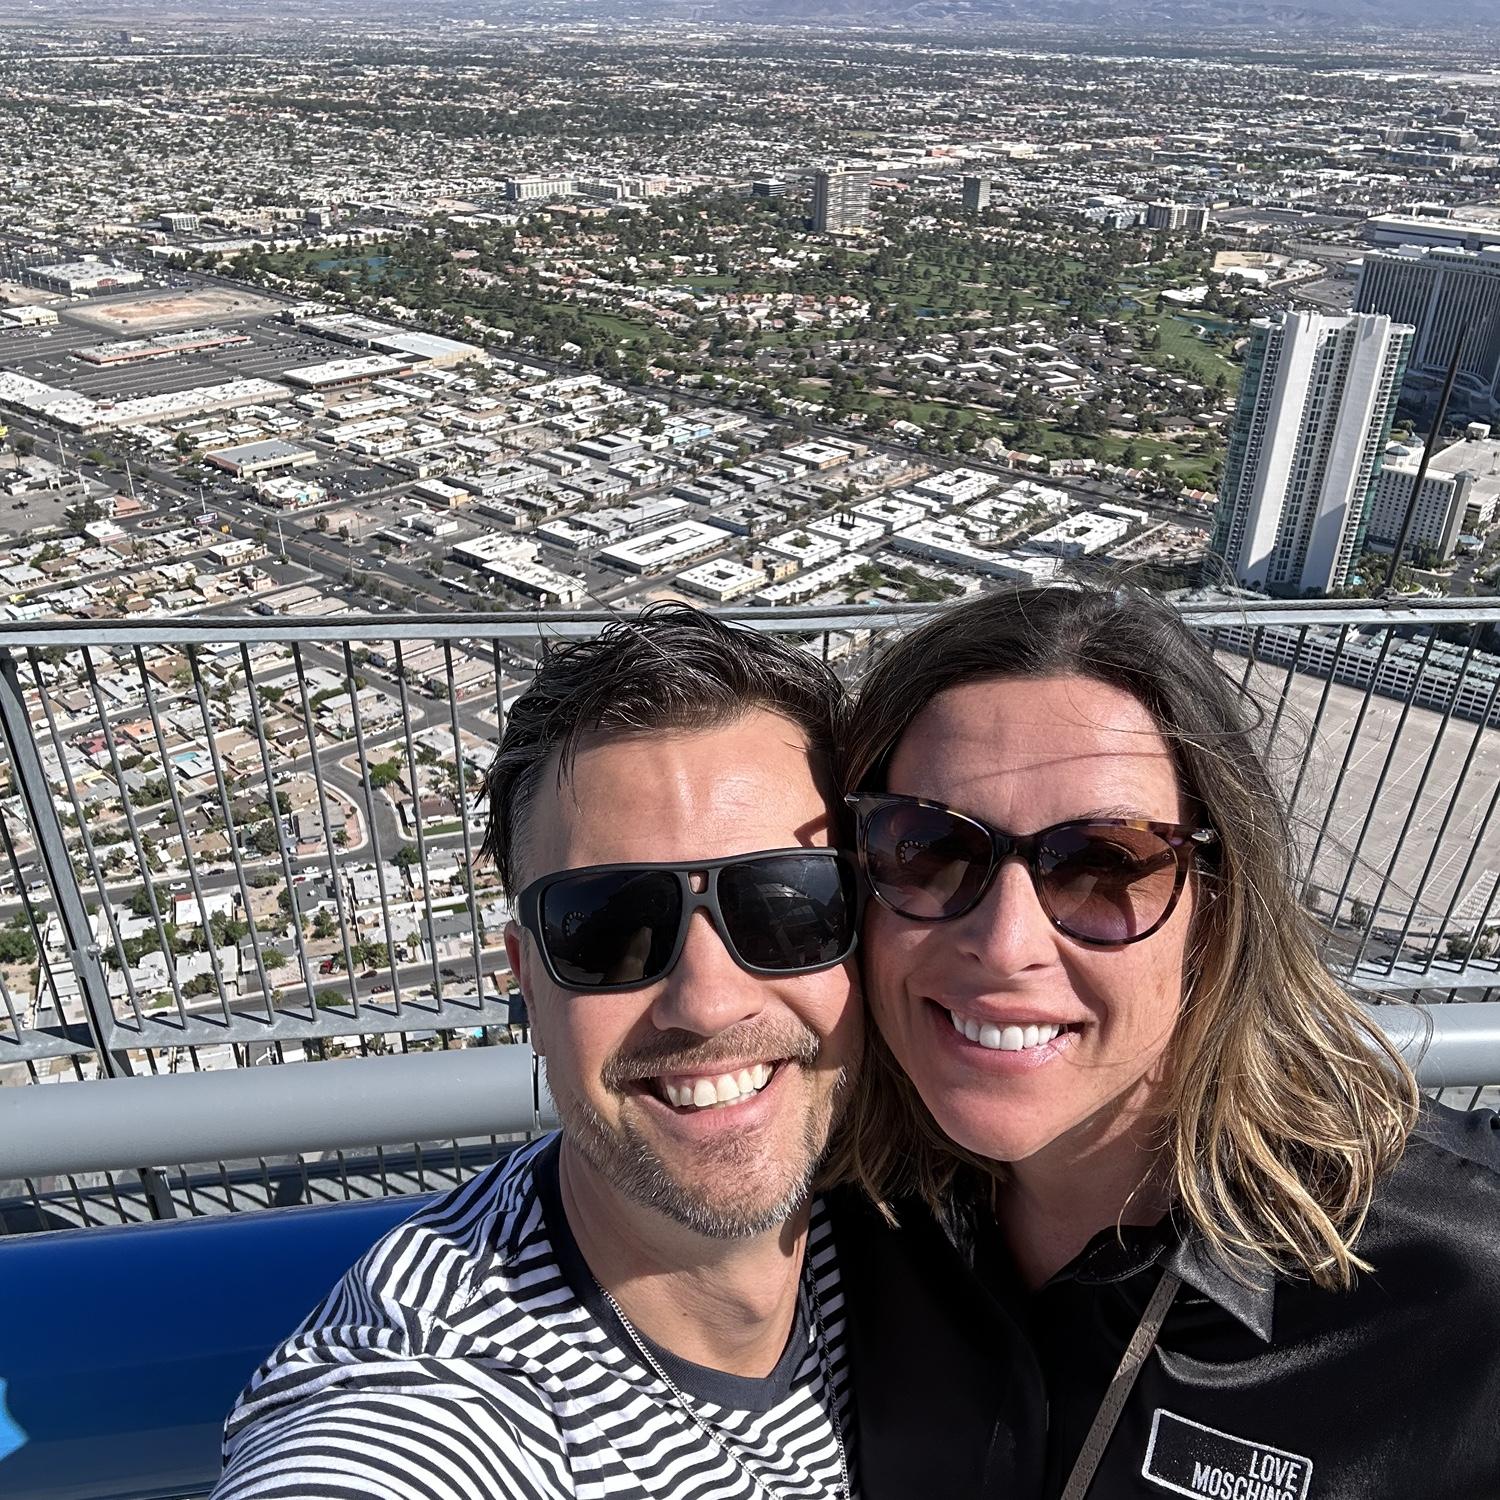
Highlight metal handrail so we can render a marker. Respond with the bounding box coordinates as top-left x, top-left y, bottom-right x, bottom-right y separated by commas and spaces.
3, 597, 1500, 1224
0, 593, 1498, 650
0, 1007, 1494, 1184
